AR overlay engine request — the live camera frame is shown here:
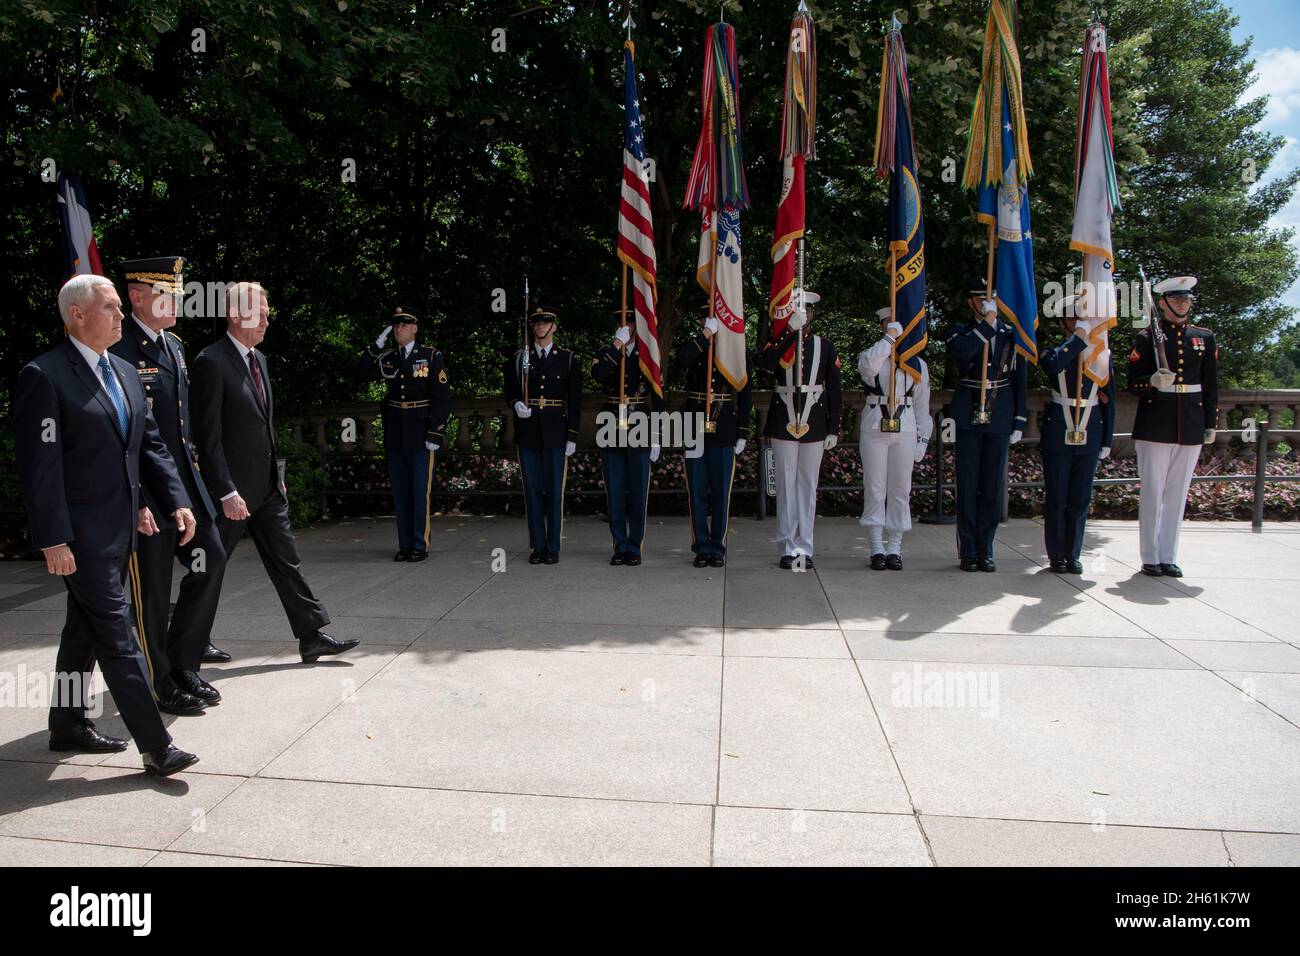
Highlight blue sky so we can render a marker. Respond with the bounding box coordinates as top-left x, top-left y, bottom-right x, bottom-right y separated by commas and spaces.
1229, 0, 1300, 306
